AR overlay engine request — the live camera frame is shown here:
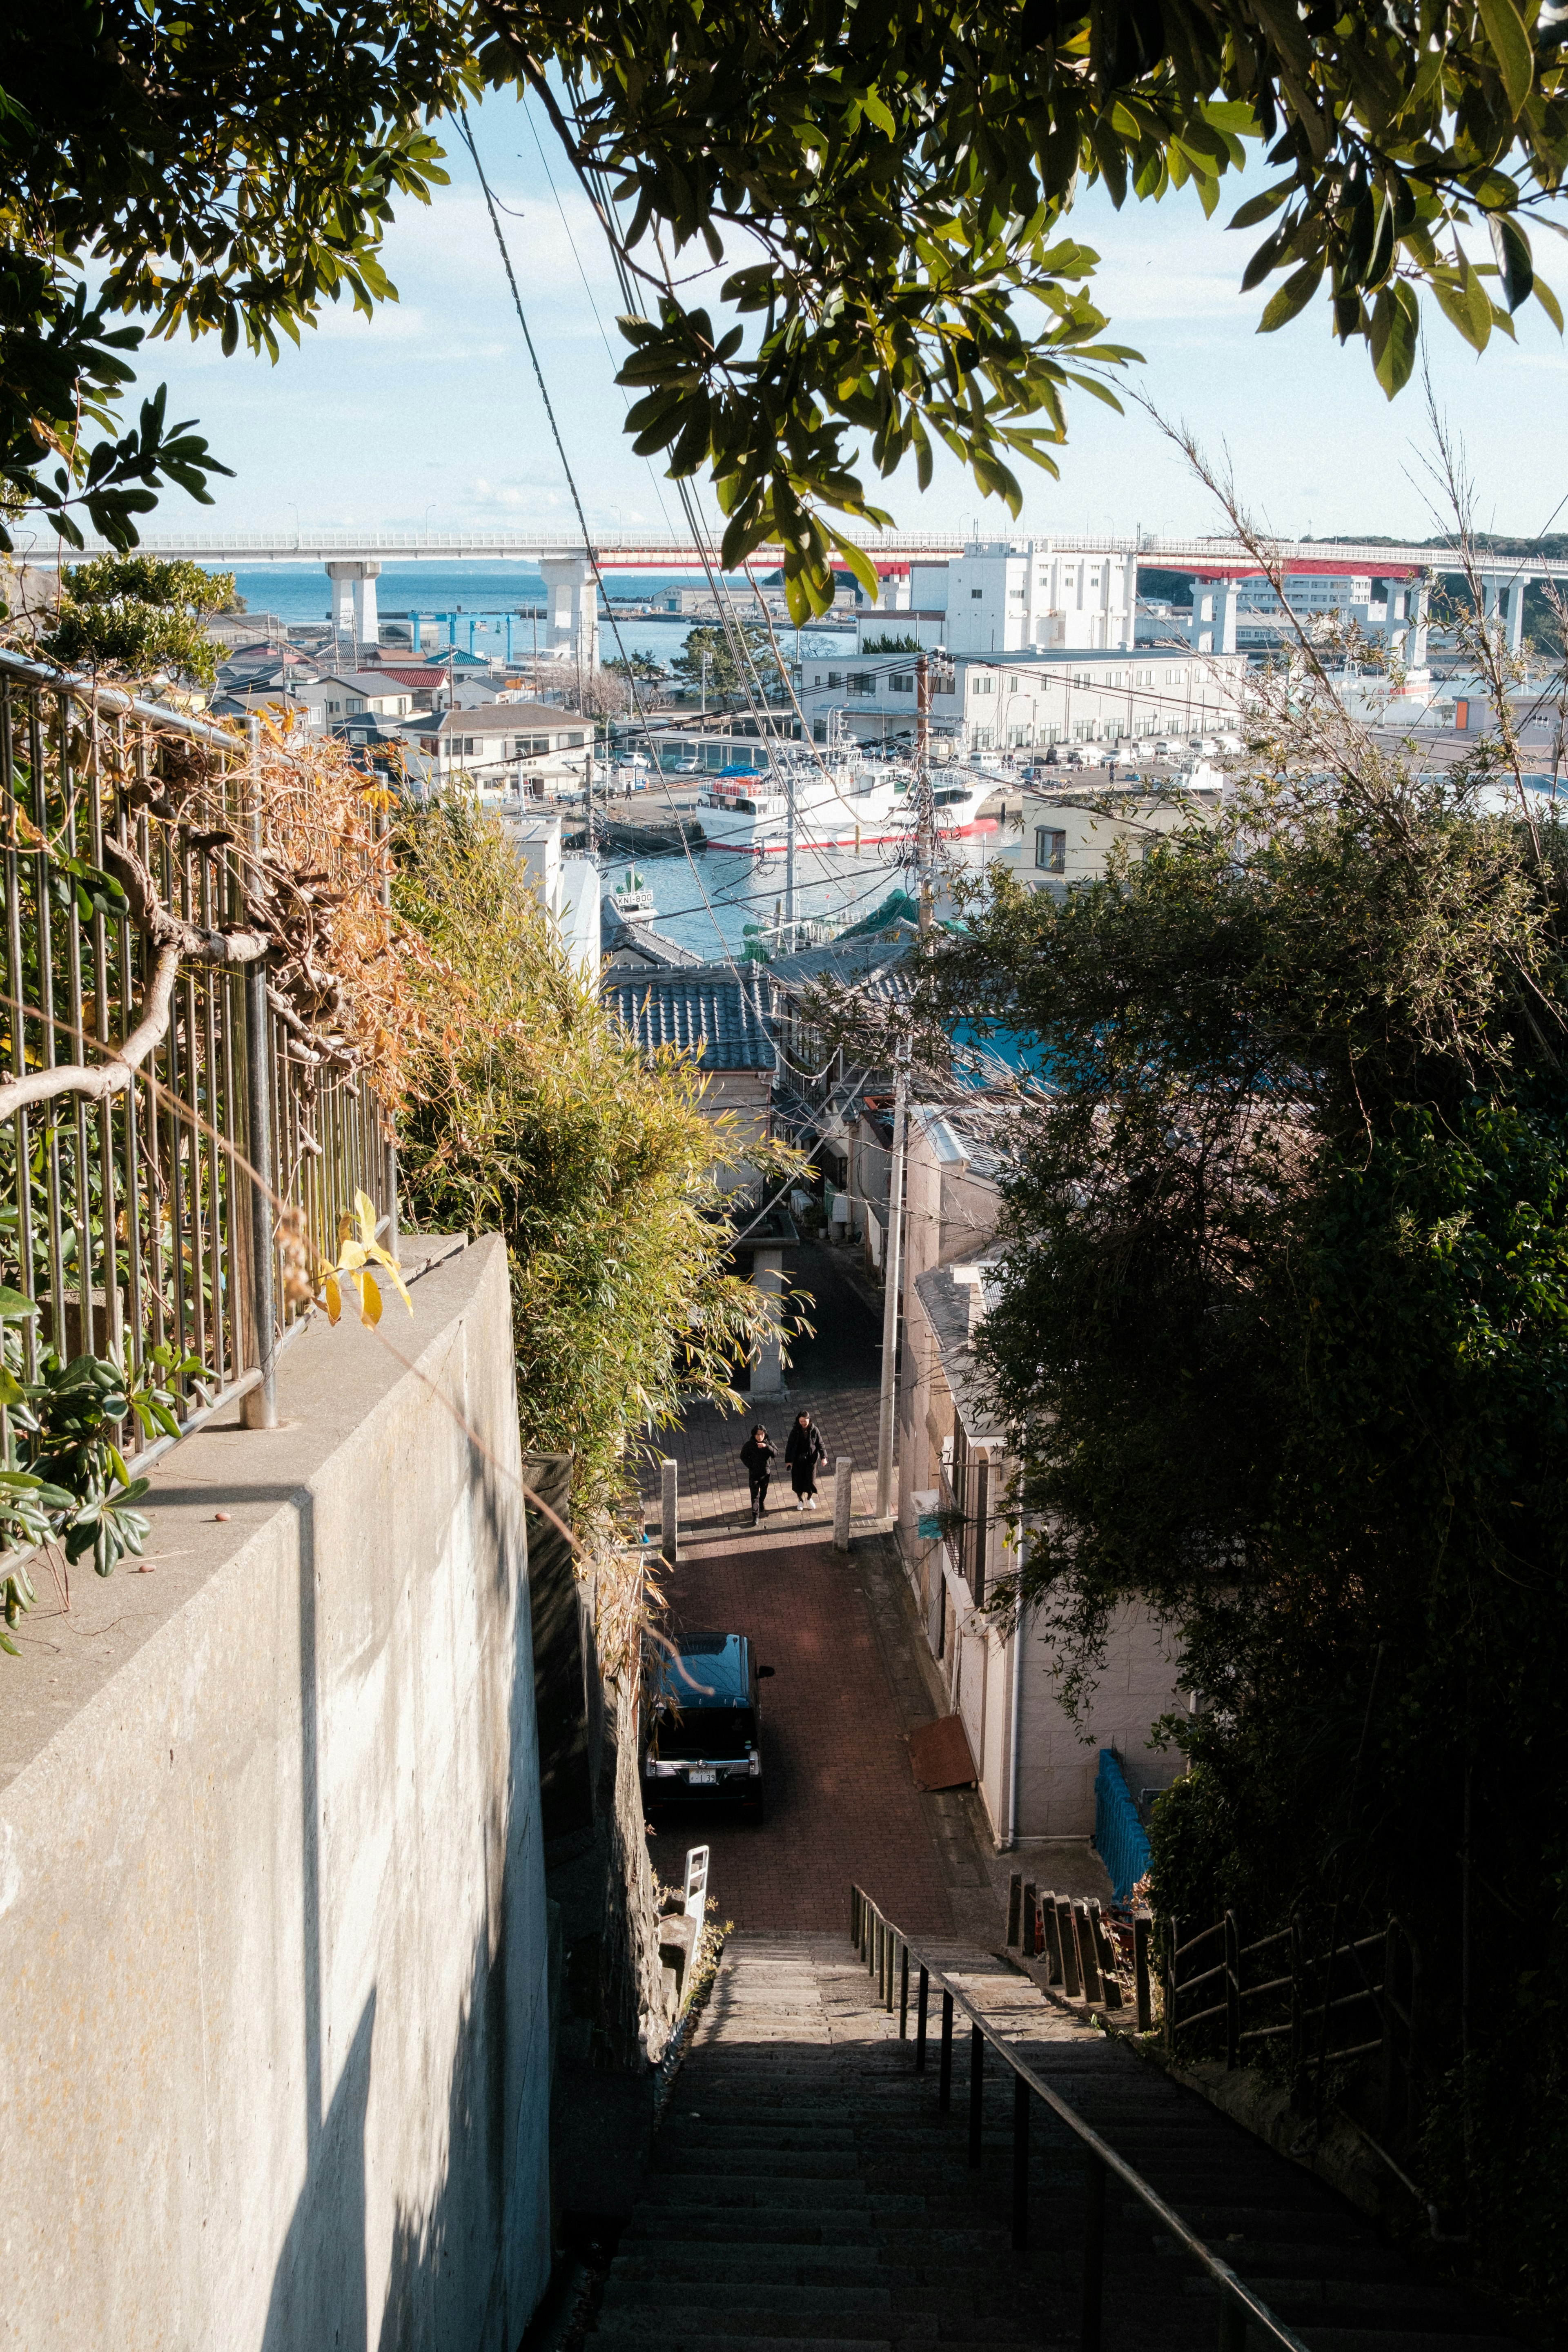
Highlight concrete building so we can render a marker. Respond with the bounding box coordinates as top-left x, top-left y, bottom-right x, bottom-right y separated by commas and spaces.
505, 808, 602, 976
798, 645, 1248, 753
895, 1101, 1184, 1853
